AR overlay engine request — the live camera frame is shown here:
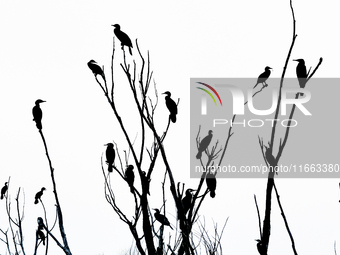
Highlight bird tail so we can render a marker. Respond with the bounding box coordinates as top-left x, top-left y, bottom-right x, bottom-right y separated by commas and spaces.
196, 151, 202, 159
210, 191, 216, 198
253, 83, 259, 89
108, 163, 113, 173
0, 194, 3, 200
35, 121, 42, 130
129, 185, 134, 193
170, 114, 176, 123
129, 47, 132, 55
34, 199, 39, 204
